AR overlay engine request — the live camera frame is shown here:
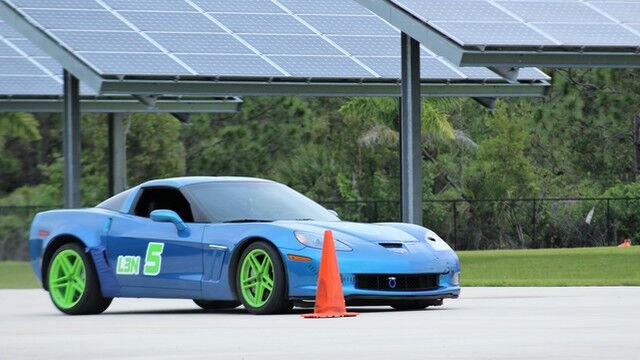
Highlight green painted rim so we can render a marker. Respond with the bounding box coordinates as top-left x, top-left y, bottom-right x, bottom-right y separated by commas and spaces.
239, 248, 274, 308
48, 249, 86, 309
